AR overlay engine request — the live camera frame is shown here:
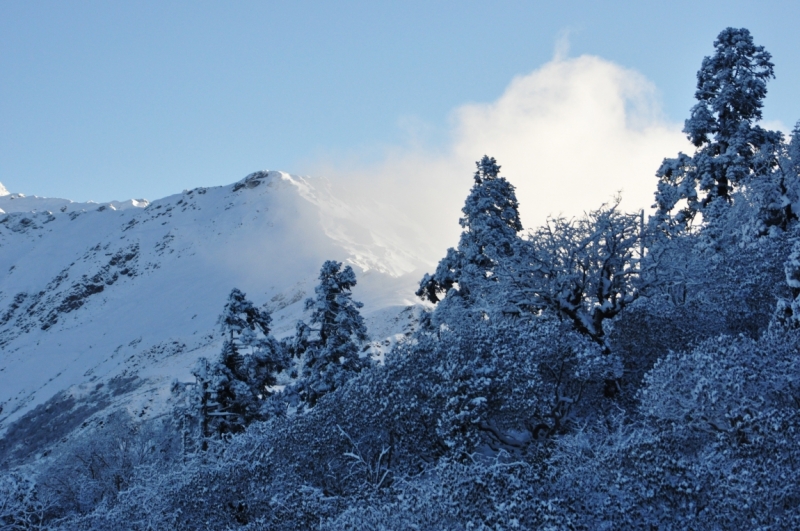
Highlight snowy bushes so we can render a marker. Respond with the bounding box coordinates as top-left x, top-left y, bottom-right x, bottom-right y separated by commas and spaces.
0, 470, 56, 530
525, 329, 800, 530
321, 457, 571, 531
0, 412, 181, 528
549, 329, 800, 529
